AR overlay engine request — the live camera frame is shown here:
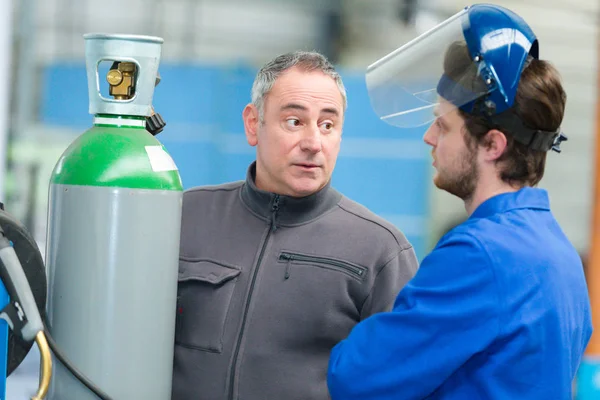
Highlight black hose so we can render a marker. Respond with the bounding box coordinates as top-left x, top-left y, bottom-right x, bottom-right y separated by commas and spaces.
42, 322, 113, 400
